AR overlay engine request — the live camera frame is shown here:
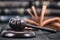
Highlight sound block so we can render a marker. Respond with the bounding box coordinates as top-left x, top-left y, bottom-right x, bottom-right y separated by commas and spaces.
1, 29, 35, 38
